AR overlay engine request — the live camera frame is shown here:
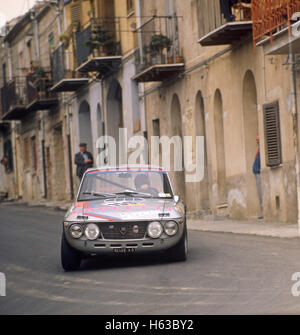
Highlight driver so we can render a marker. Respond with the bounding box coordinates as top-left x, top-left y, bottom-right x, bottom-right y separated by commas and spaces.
134, 174, 158, 196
